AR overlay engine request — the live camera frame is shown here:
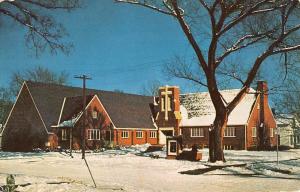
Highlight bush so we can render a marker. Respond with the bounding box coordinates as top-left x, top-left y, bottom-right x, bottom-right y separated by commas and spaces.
2, 174, 17, 192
